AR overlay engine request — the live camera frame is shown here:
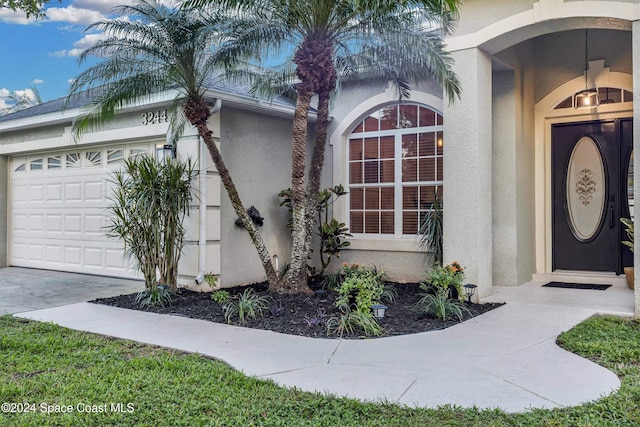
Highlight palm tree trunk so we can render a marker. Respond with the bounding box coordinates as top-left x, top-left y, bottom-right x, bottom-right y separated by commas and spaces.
283, 86, 314, 295
304, 90, 331, 265
185, 97, 279, 288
